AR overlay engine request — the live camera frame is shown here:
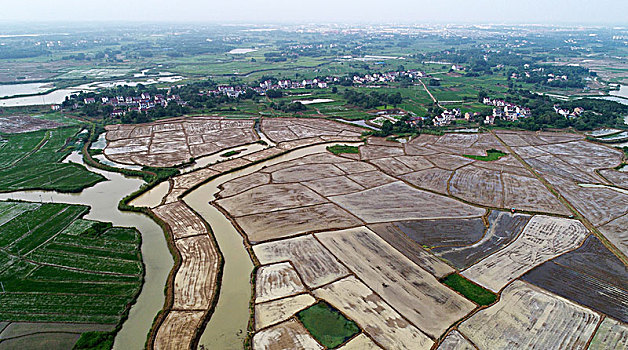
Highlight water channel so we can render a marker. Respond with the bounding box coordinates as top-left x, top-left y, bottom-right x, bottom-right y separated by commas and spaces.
0, 152, 172, 350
